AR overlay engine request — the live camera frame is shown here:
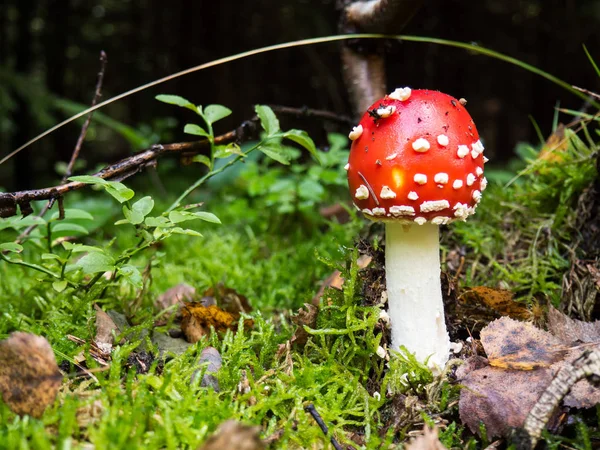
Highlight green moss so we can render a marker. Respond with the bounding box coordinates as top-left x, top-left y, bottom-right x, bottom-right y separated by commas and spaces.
0, 122, 598, 448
